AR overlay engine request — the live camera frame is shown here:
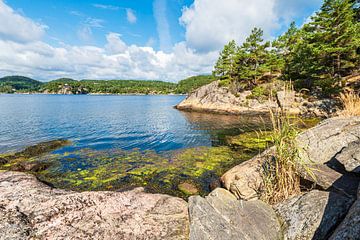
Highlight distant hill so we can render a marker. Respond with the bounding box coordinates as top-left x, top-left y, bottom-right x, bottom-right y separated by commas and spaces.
175, 75, 216, 94
0, 75, 215, 94
0, 76, 43, 93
